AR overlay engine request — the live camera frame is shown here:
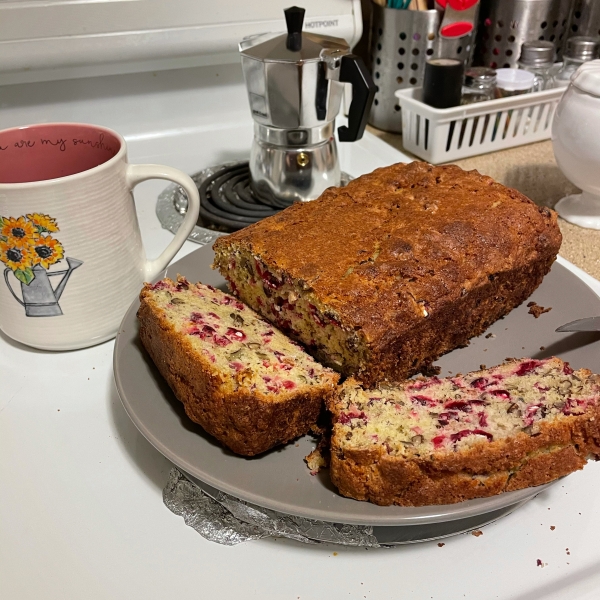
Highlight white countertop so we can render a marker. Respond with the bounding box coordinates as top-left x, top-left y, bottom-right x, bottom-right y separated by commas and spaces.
4, 310, 600, 600
3, 65, 600, 599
